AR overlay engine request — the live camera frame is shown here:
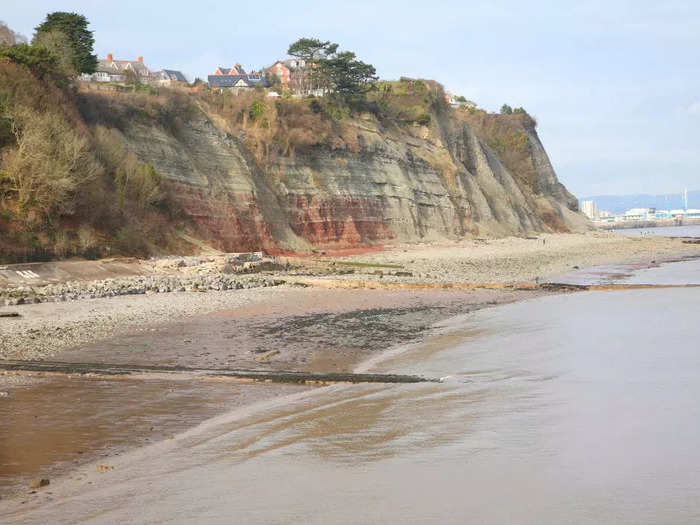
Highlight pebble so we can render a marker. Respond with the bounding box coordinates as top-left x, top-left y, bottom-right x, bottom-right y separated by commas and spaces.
29, 479, 50, 489
1, 275, 285, 306
0, 277, 286, 361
